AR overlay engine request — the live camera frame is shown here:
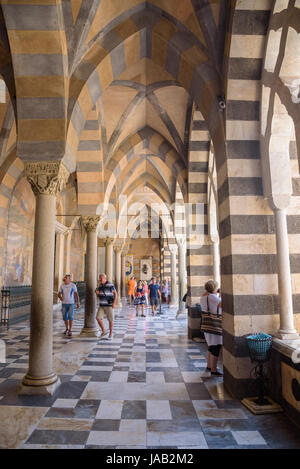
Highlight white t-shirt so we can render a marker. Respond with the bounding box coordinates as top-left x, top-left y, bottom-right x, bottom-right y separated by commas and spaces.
200, 293, 221, 314
200, 293, 222, 345
59, 282, 78, 305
